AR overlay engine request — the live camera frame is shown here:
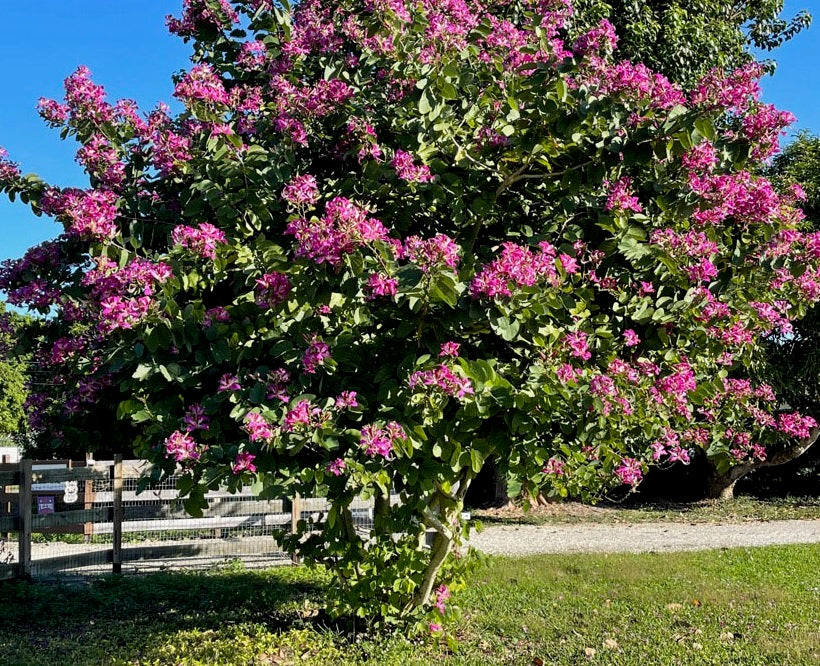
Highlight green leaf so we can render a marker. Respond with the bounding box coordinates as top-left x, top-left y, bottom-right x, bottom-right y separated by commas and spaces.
132, 364, 153, 380
491, 315, 520, 341
418, 90, 432, 115
439, 80, 458, 100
